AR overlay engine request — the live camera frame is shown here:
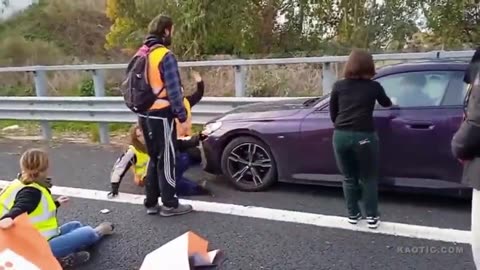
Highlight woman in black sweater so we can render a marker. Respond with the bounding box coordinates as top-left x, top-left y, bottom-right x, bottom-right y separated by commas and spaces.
329, 49, 392, 229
